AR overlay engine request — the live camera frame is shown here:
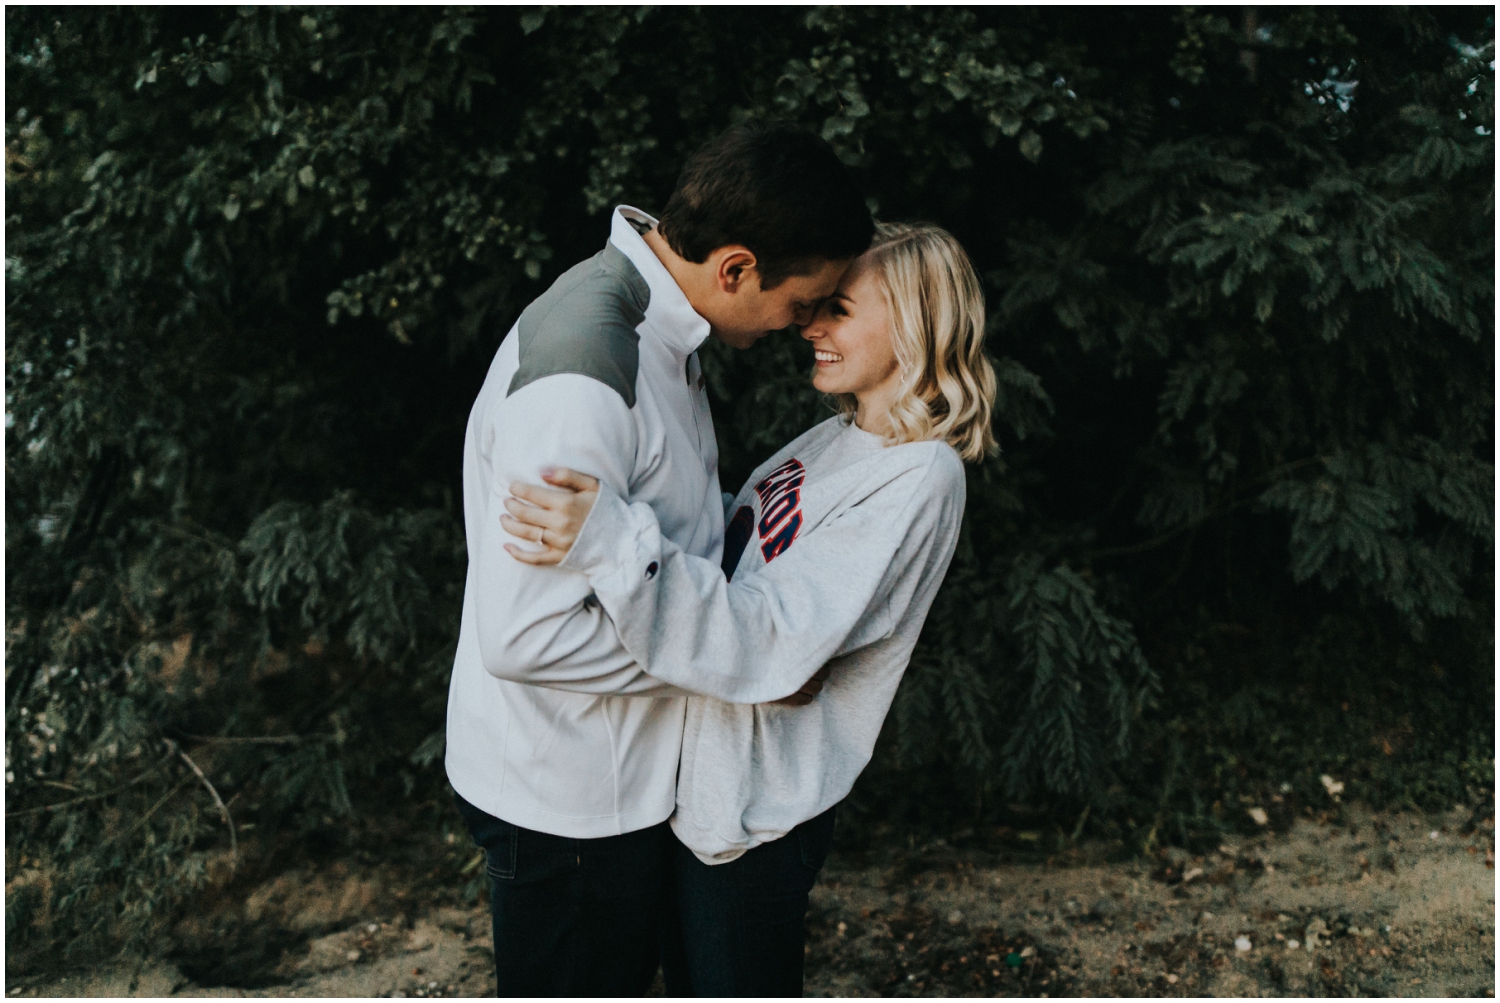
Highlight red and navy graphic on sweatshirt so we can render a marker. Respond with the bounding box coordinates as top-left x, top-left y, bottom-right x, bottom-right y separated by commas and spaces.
721, 458, 805, 580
